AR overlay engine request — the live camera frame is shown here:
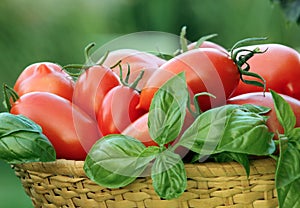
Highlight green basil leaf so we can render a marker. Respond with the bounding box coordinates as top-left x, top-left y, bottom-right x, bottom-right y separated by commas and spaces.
271, 90, 296, 135
0, 113, 56, 164
151, 149, 187, 199
241, 104, 271, 115
0, 113, 42, 137
212, 152, 250, 177
148, 72, 188, 146
178, 105, 275, 157
276, 140, 300, 208
0, 130, 55, 164
84, 134, 156, 188
289, 127, 300, 142
216, 109, 275, 155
